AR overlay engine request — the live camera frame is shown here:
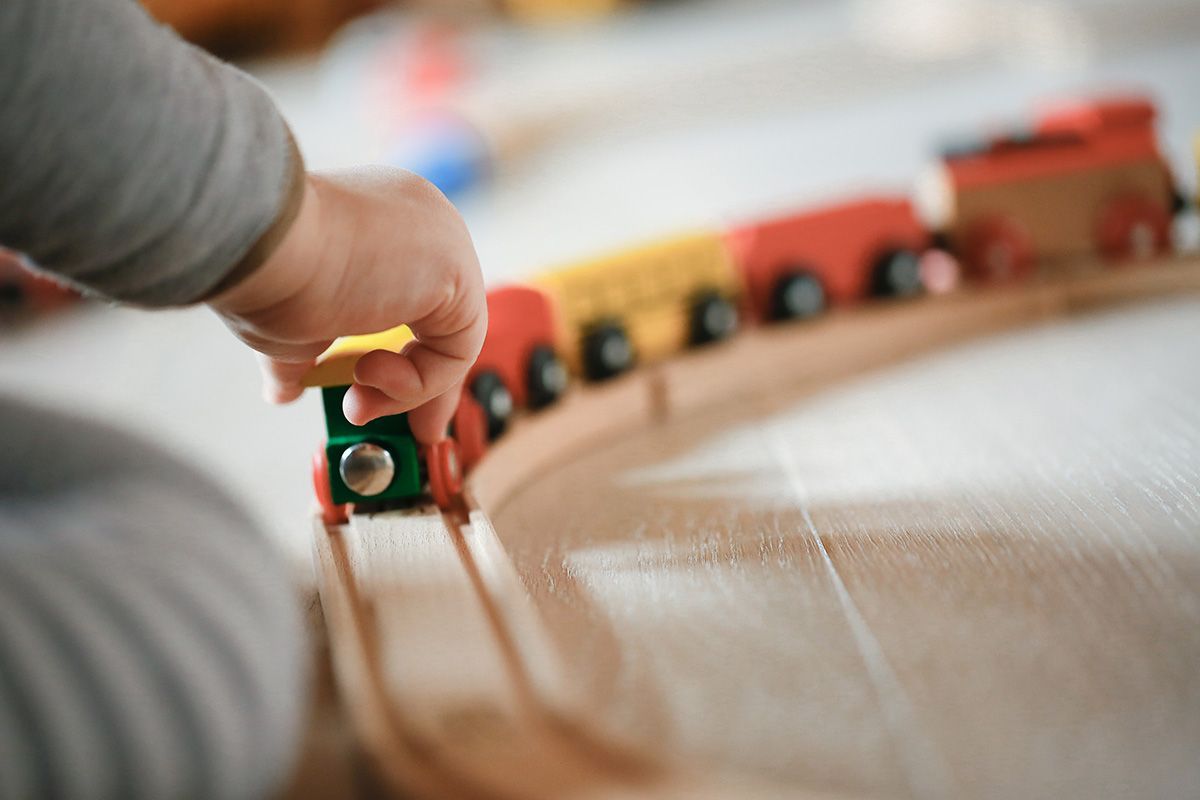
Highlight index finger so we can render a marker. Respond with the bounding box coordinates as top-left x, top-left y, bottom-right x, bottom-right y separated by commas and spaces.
347, 283, 487, 427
